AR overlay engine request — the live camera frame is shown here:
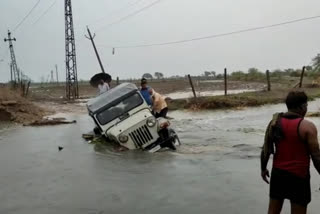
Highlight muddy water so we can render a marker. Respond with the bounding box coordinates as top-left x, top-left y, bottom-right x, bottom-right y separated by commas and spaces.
165, 89, 258, 100
1, 102, 320, 213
